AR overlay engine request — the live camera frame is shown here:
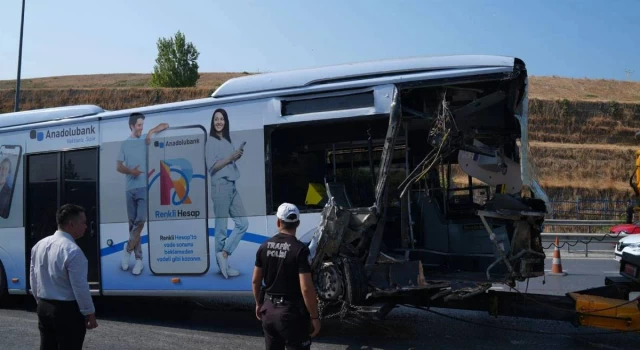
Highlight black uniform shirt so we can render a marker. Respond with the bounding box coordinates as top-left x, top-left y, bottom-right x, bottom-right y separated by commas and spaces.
255, 232, 311, 298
